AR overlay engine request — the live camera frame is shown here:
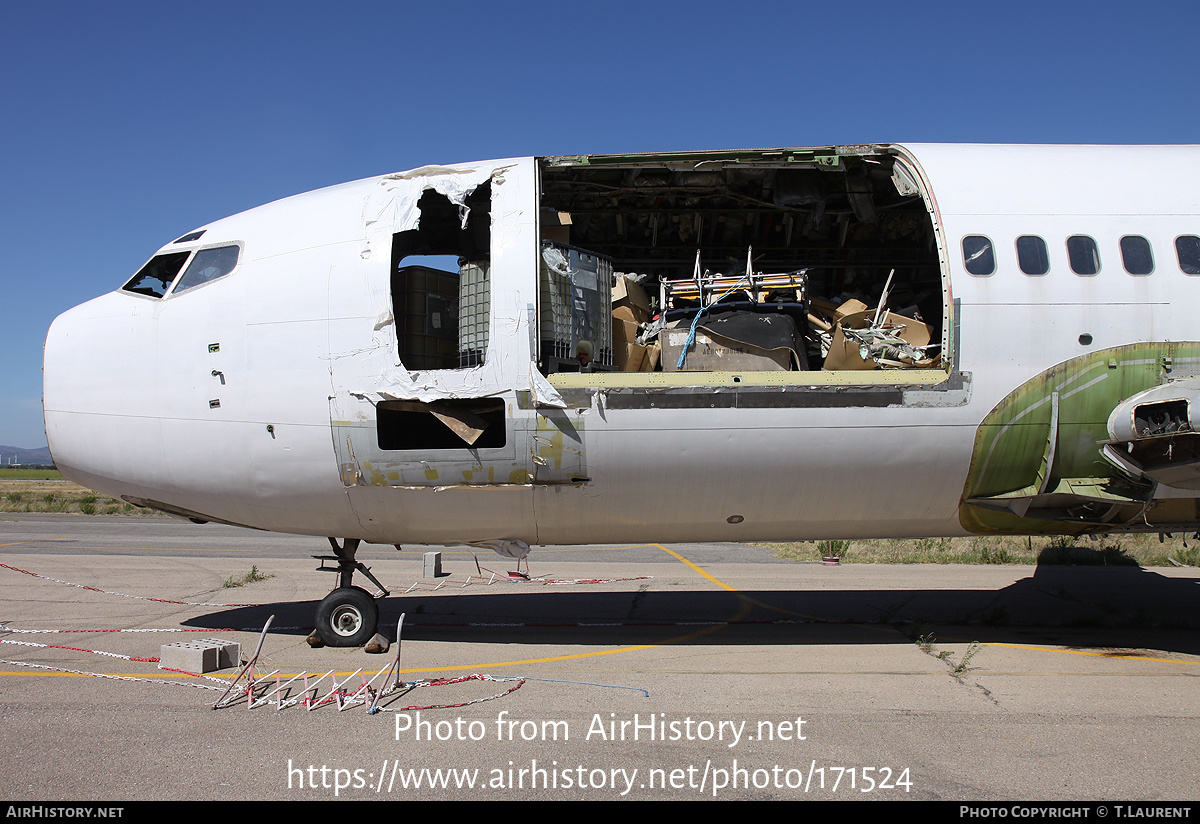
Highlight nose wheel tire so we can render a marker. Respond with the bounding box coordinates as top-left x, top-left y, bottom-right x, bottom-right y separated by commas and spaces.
315, 586, 379, 647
